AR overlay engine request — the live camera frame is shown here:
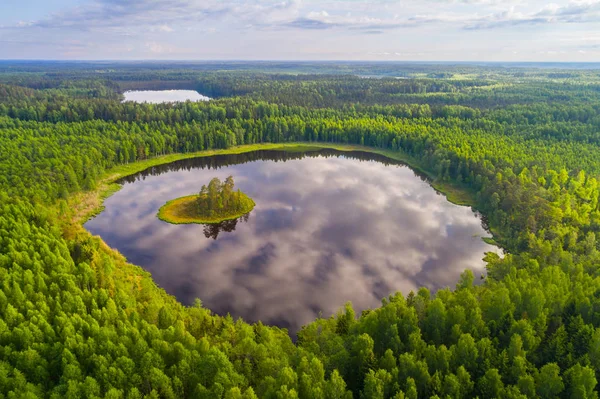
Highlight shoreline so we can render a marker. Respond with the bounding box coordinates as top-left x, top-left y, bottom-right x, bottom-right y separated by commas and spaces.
157, 194, 255, 225
62, 142, 499, 246
69, 143, 479, 227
